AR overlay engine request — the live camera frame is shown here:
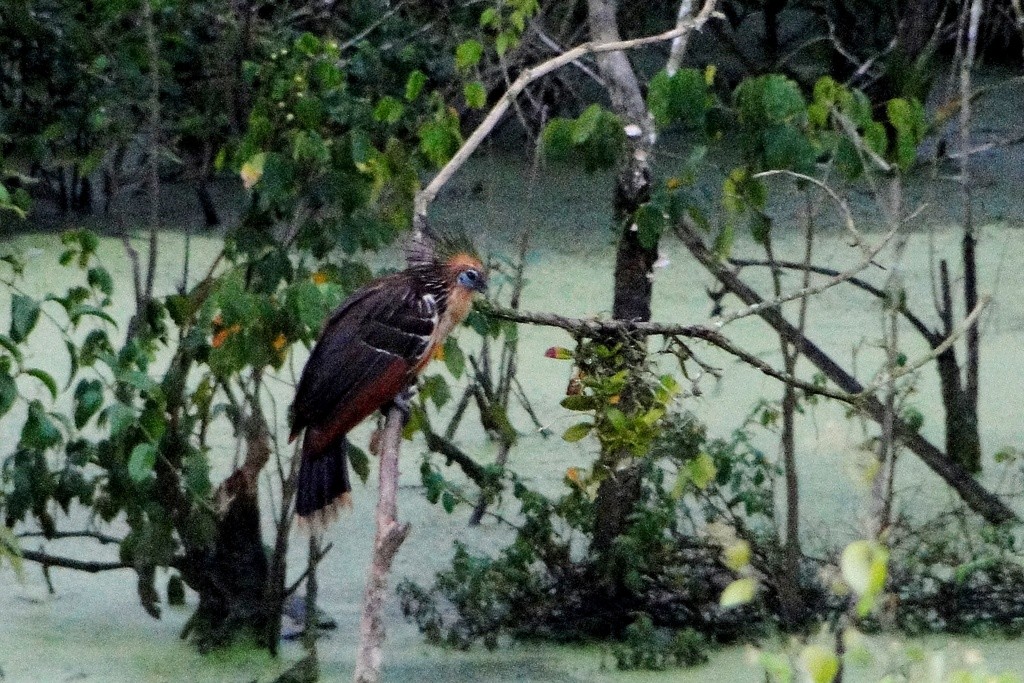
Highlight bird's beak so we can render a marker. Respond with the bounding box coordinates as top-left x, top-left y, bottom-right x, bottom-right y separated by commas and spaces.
474, 278, 488, 294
